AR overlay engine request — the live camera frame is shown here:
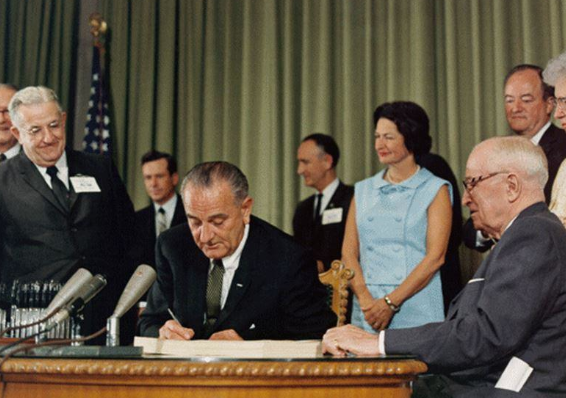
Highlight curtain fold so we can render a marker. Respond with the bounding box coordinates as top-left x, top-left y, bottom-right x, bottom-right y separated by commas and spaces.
3, 0, 566, 252
0, 0, 79, 143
